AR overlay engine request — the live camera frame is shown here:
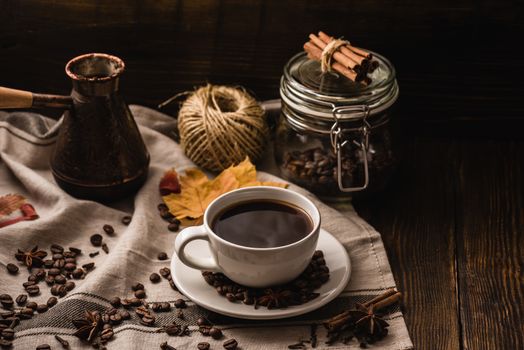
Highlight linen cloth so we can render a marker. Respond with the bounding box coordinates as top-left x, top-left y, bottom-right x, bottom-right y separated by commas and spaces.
0, 106, 413, 349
